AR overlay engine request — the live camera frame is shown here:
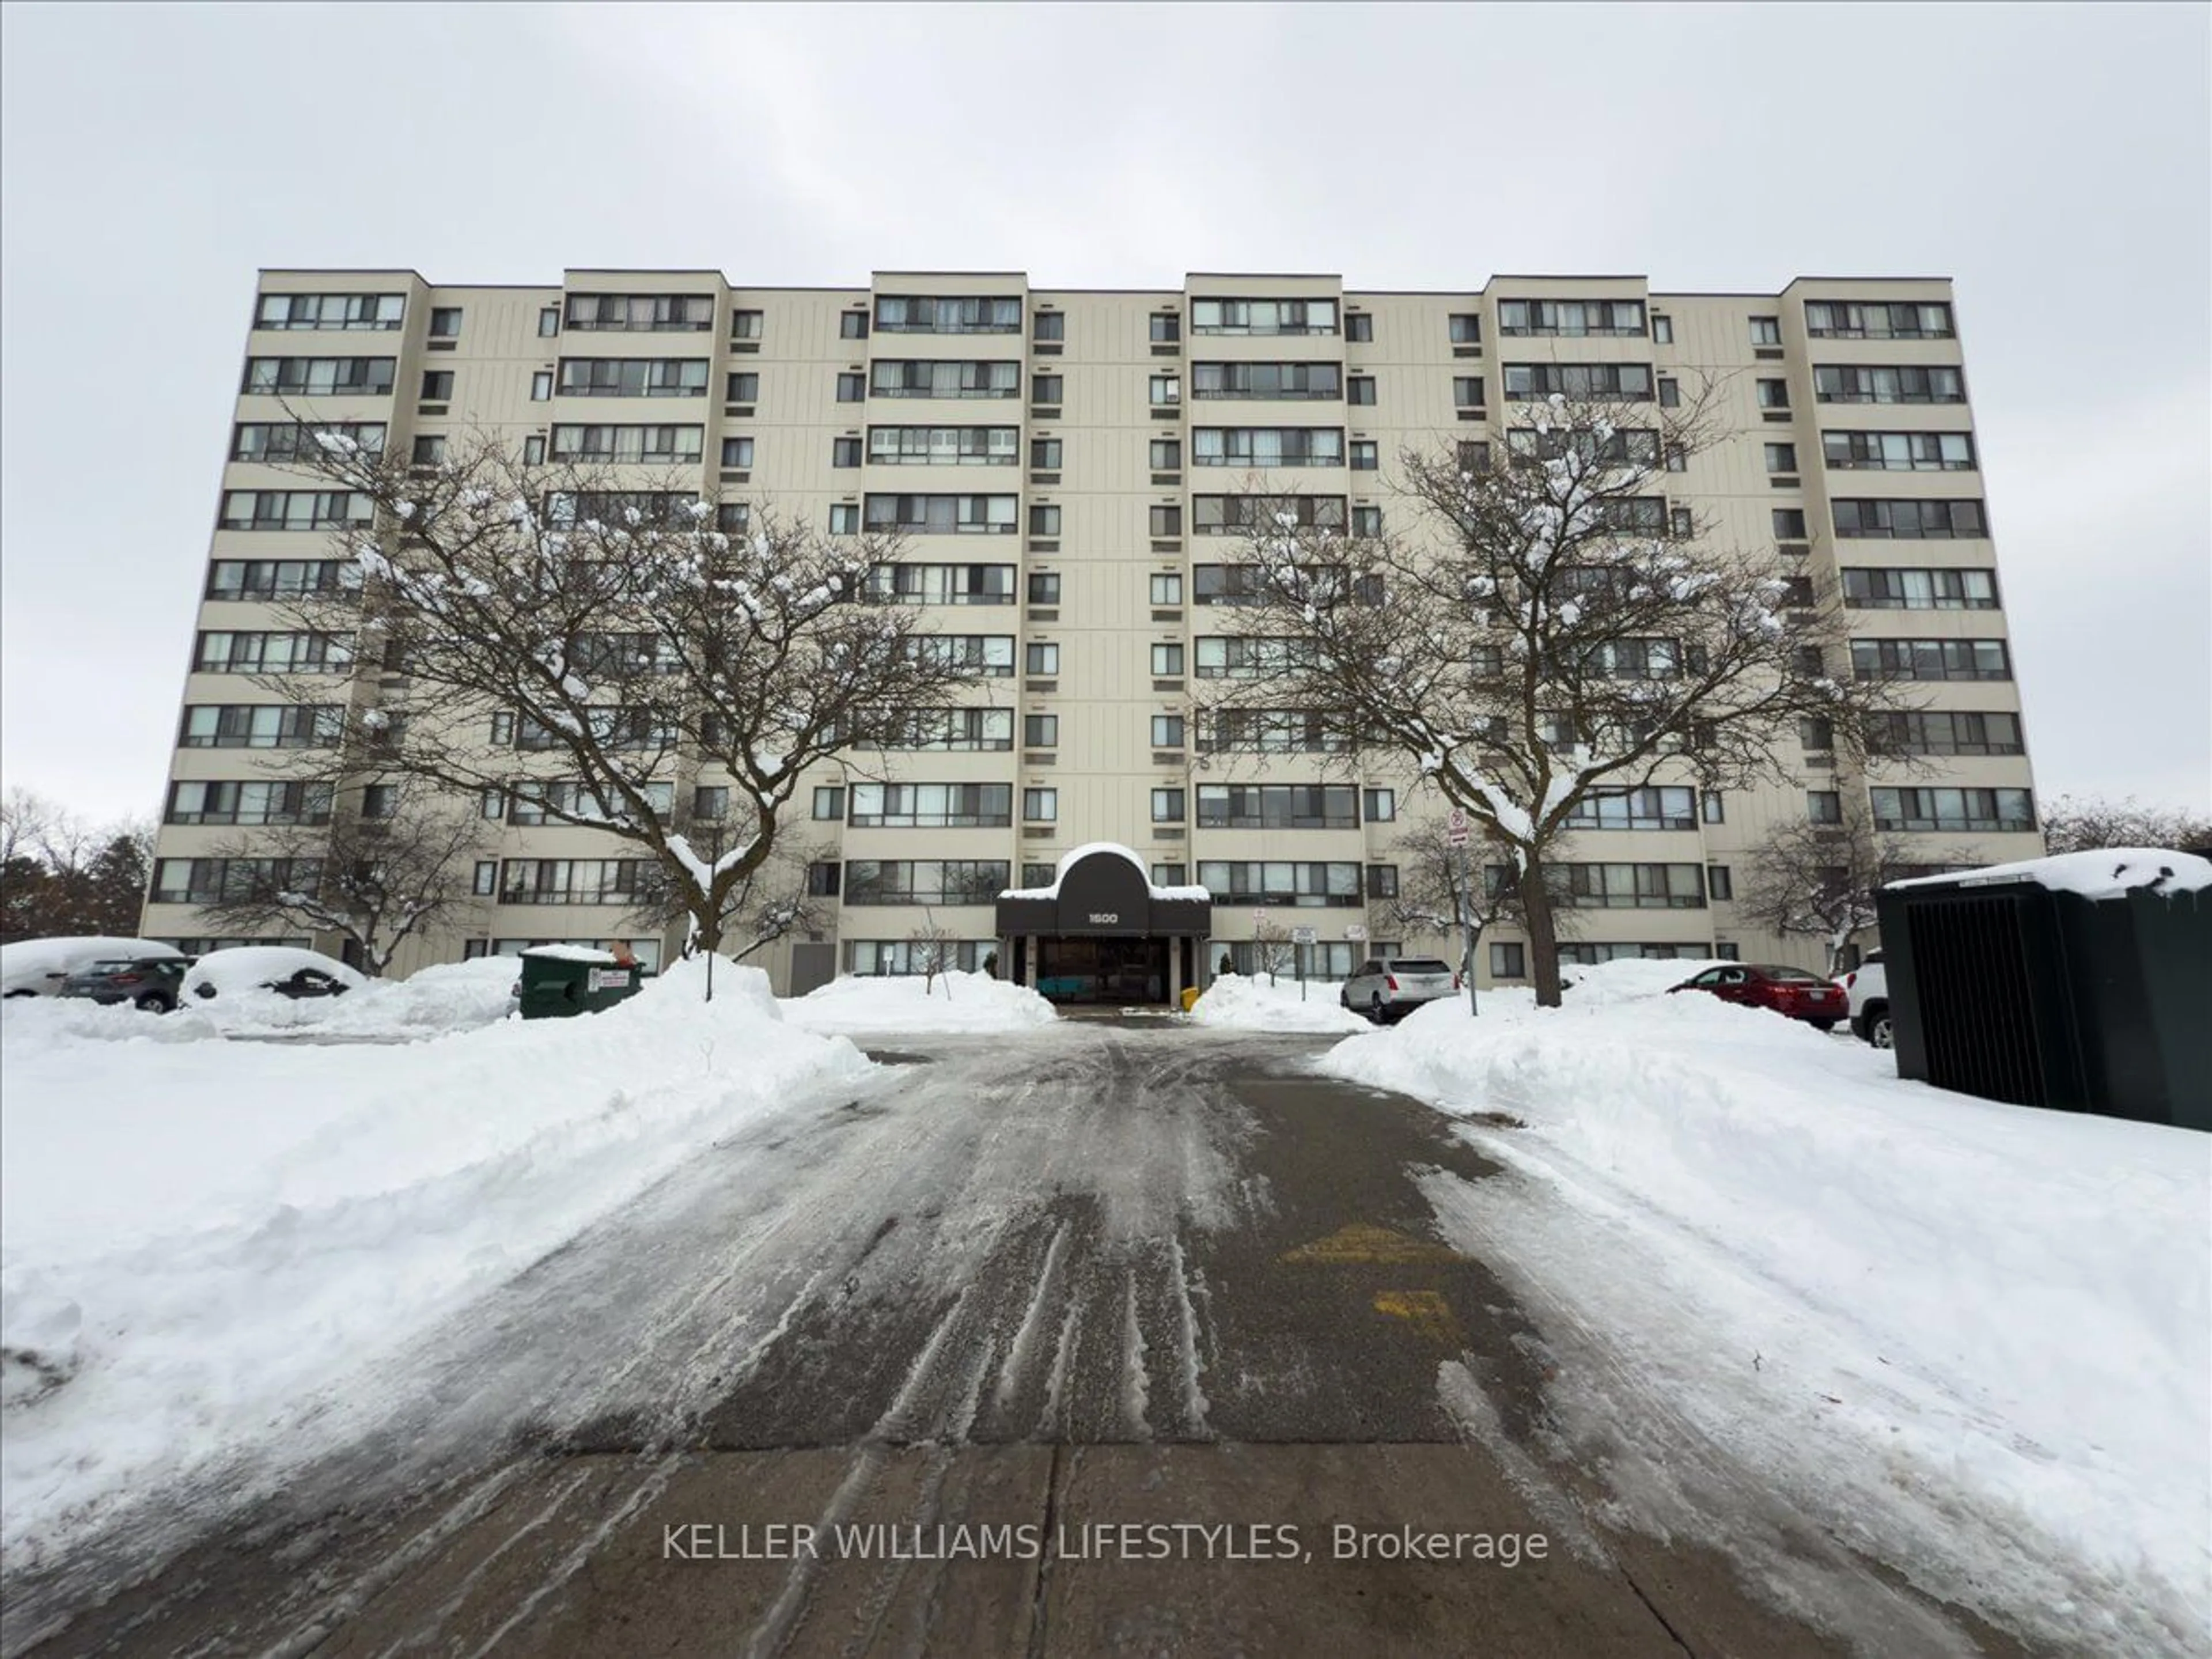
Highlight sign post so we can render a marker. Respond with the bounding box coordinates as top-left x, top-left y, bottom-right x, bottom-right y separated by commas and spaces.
1446, 809, 1479, 1017
1291, 925, 1317, 1002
